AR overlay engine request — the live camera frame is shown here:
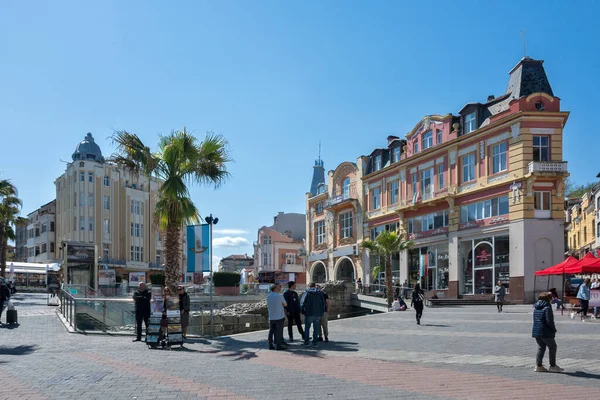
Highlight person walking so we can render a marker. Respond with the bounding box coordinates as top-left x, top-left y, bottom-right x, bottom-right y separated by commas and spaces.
572, 277, 591, 320
132, 282, 151, 342
318, 286, 331, 342
411, 283, 425, 325
494, 281, 506, 313
357, 278, 363, 294
532, 292, 563, 373
0, 277, 10, 324
283, 281, 304, 342
402, 279, 409, 300
300, 282, 325, 347
178, 285, 191, 339
266, 283, 287, 350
